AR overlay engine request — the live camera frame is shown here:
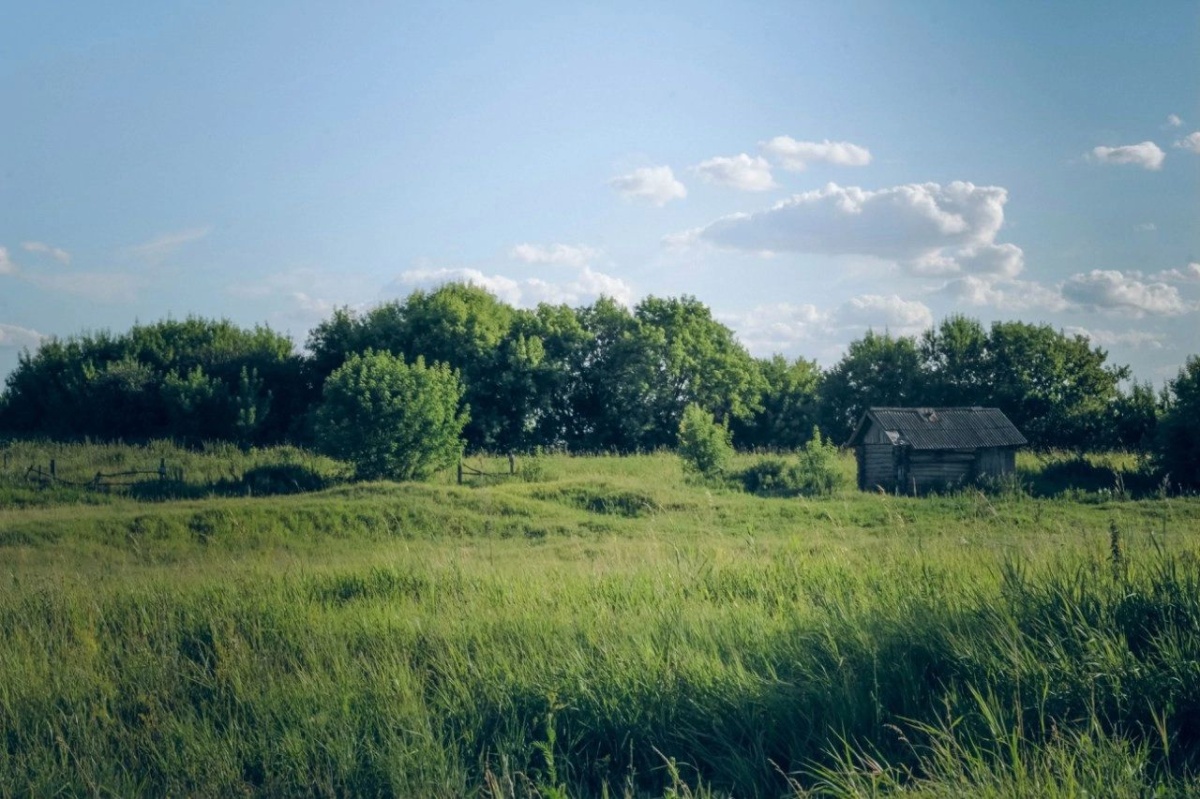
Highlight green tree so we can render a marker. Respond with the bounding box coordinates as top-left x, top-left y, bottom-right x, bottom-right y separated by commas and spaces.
732, 355, 822, 450
819, 330, 925, 444
919, 315, 989, 407
635, 295, 764, 445
983, 321, 1127, 448
1155, 356, 1200, 489
313, 351, 468, 480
